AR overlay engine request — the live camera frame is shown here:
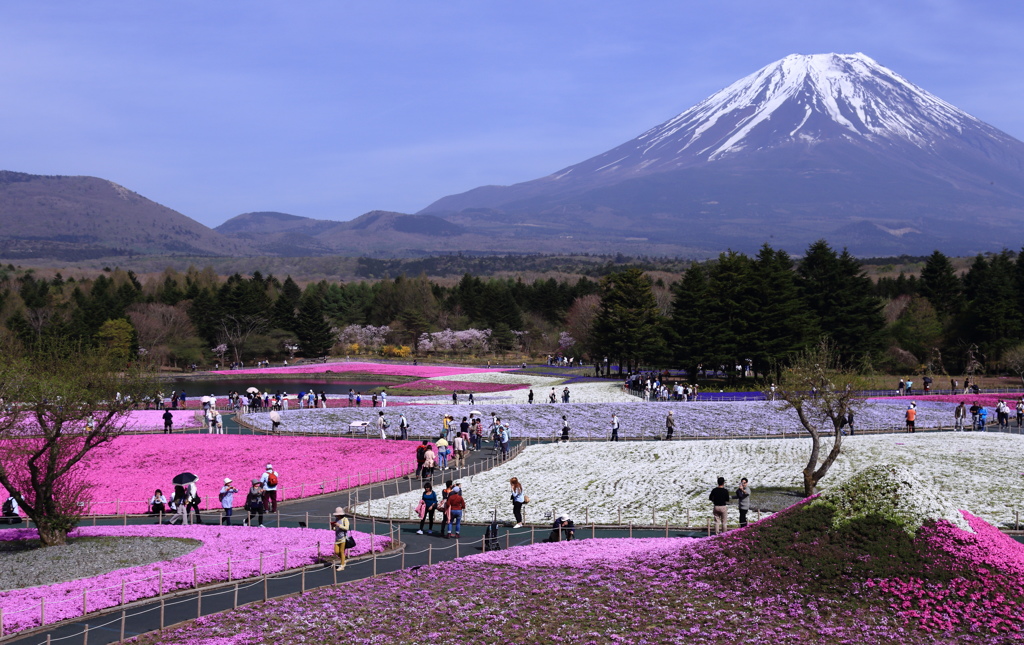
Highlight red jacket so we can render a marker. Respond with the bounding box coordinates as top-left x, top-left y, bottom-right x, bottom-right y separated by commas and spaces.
447, 493, 466, 511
